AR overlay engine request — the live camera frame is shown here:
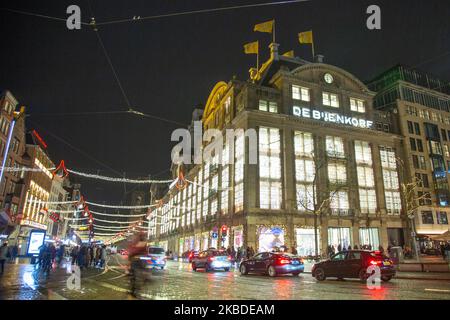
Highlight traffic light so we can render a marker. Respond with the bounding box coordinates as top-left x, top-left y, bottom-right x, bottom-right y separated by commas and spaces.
221, 225, 227, 237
